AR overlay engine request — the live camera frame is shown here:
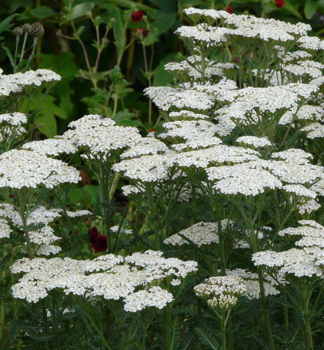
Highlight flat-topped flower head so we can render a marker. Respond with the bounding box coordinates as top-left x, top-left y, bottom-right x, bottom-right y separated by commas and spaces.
164, 221, 234, 247
175, 145, 260, 169
144, 87, 214, 112
236, 136, 272, 149
64, 114, 141, 156
0, 150, 80, 189
11, 251, 197, 306
0, 218, 12, 238
298, 36, 324, 51
194, 275, 246, 310
253, 248, 323, 278
160, 120, 220, 142
165, 56, 235, 82
206, 161, 282, 196
22, 137, 77, 157
120, 137, 169, 159
114, 153, 176, 183
225, 269, 279, 299
279, 105, 324, 126
0, 204, 61, 227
